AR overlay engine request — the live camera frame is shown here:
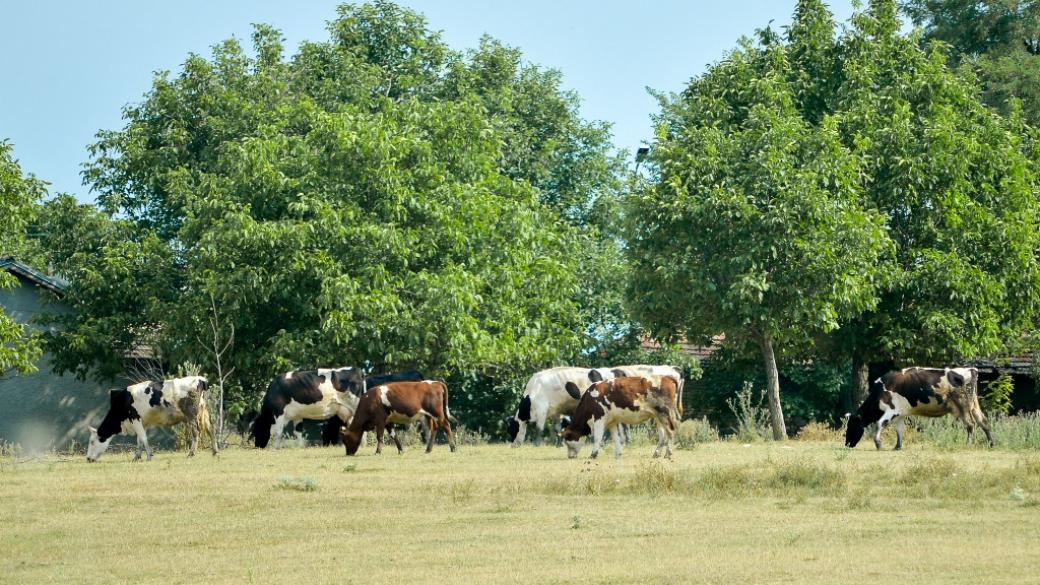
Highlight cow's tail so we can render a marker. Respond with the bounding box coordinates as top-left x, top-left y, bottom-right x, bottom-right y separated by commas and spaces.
677, 375, 685, 418
440, 380, 458, 423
